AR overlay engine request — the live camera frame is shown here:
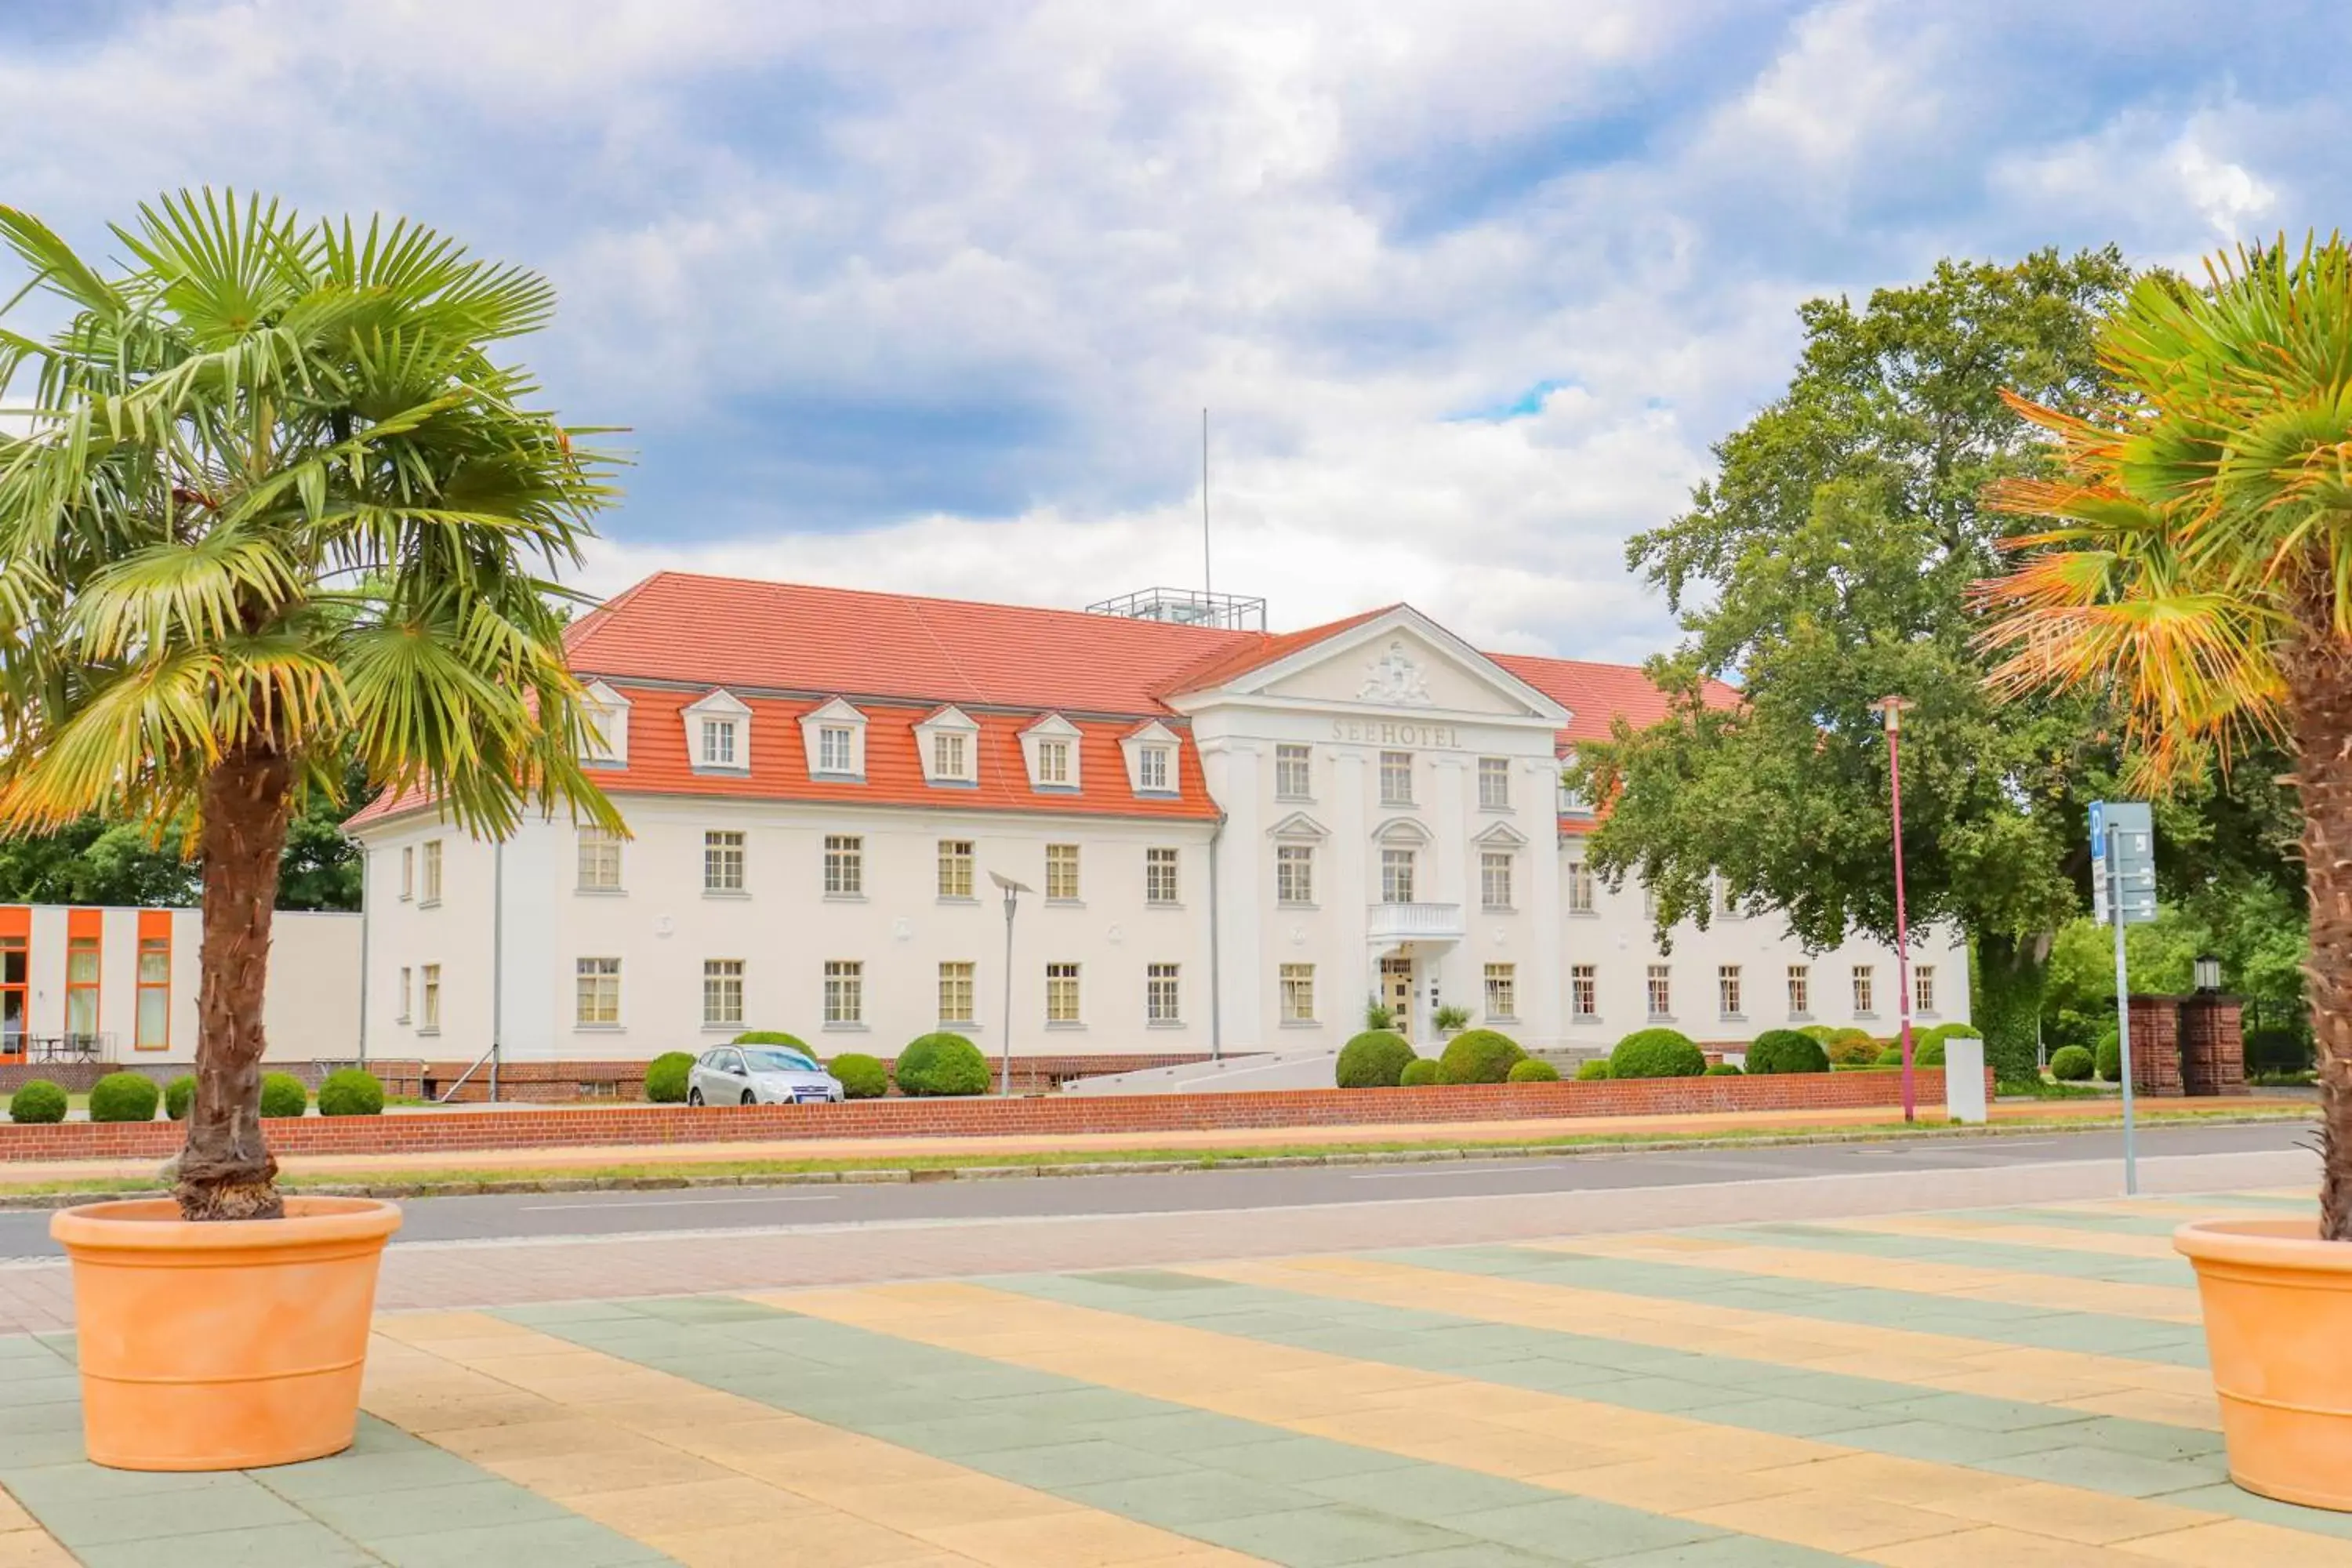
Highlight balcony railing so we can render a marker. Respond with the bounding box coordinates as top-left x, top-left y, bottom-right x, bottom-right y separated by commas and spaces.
1367, 902, 1465, 943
